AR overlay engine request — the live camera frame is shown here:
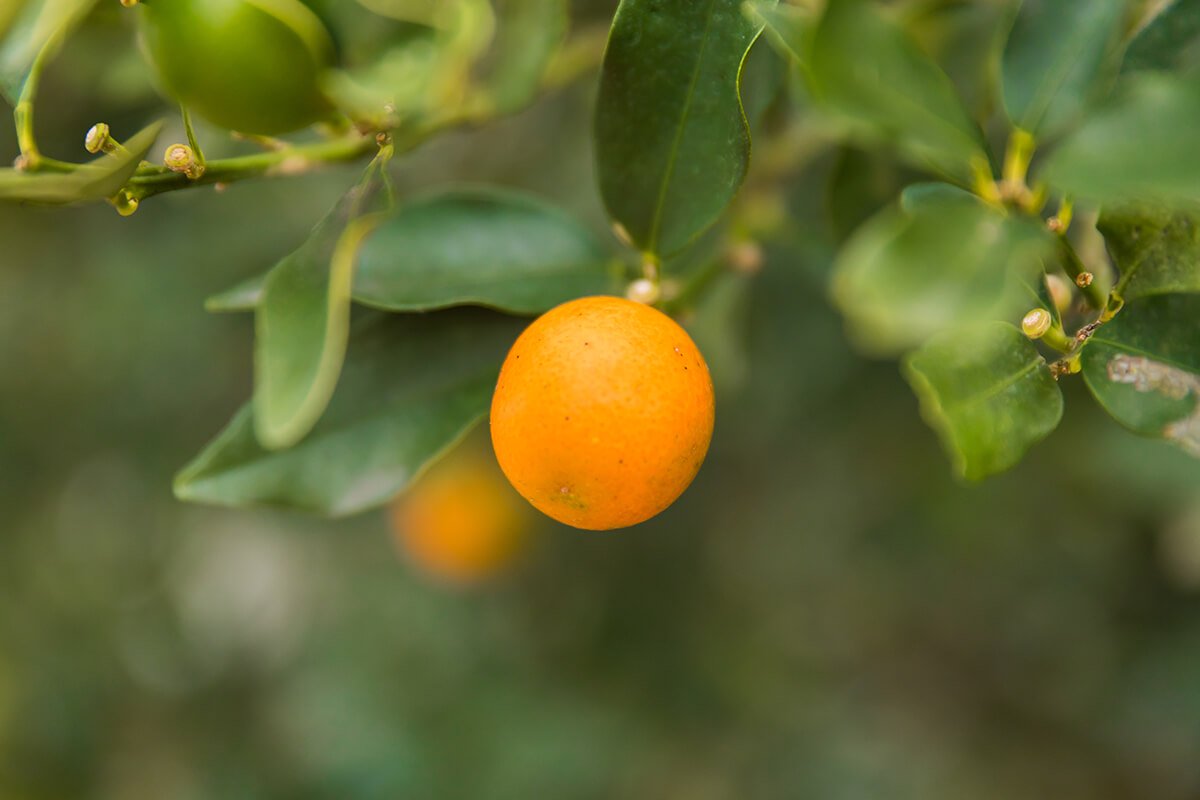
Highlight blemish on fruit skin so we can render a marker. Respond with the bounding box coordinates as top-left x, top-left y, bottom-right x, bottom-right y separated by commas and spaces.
553, 485, 587, 510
